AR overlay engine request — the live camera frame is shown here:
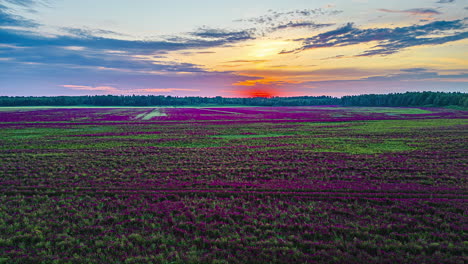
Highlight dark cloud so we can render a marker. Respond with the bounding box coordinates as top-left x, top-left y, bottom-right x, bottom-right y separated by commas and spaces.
0, 28, 183, 53
436, 0, 455, 3
271, 21, 334, 31
400, 68, 429, 72
316, 22, 354, 40
281, 20, 468, 57
189, 27, 255, 42
0, 24, 256, 55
